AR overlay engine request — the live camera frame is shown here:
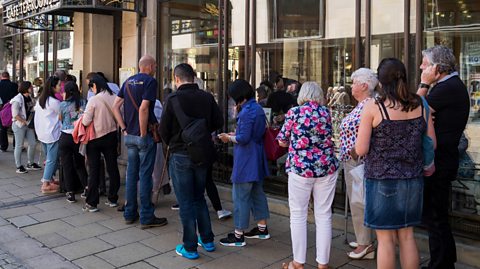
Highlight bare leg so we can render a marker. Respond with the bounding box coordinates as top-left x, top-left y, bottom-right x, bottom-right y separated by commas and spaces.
397, 227, 419, 269
376, 230, 397, 269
